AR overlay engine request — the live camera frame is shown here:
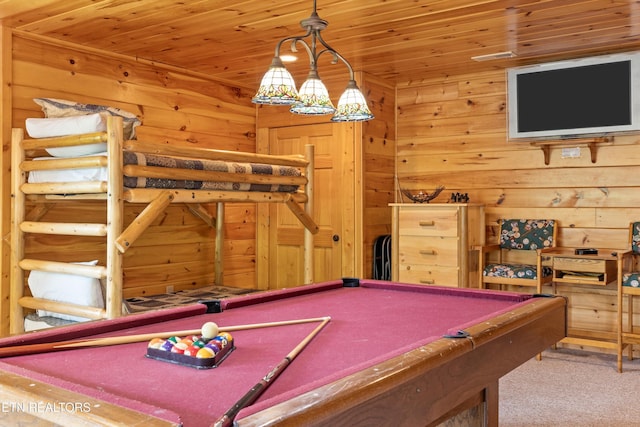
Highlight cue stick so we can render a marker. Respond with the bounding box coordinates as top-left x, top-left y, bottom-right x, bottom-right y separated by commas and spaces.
0, 317, 329, 358
212, 316, 331, 427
